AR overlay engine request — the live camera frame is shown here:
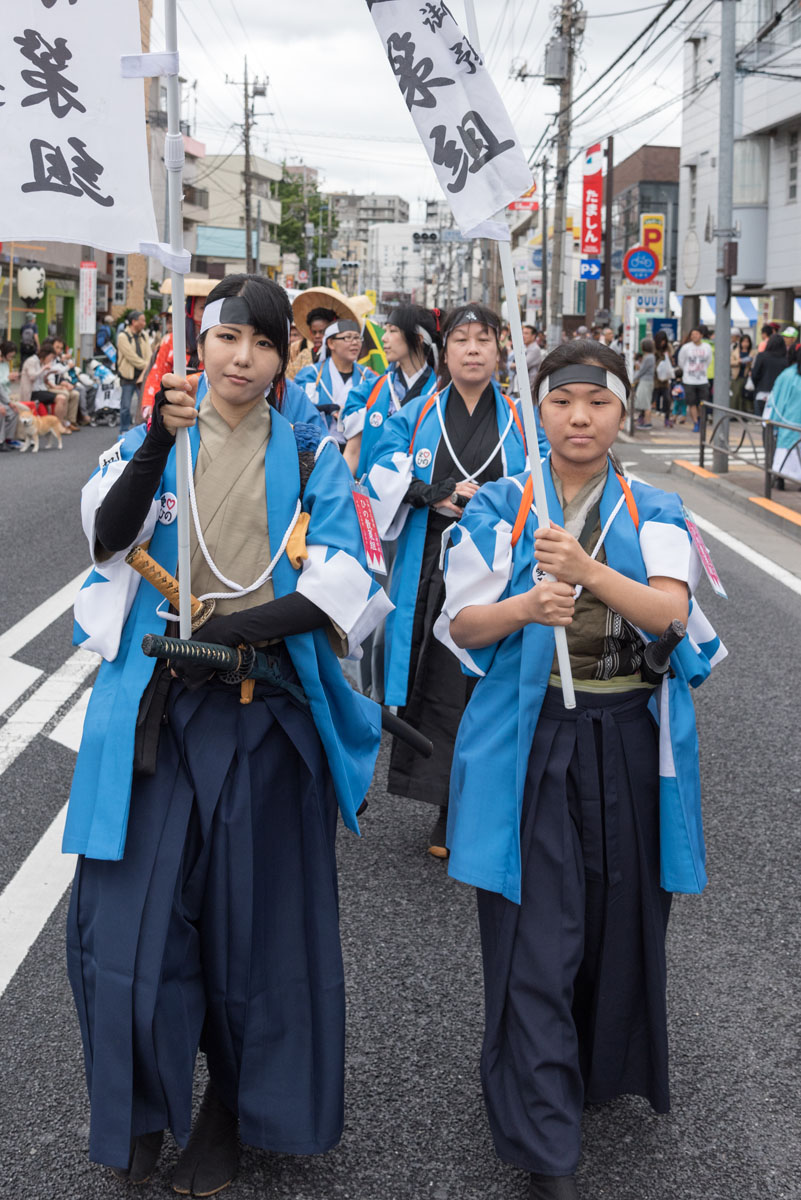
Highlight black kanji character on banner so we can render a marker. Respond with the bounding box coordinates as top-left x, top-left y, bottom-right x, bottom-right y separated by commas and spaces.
40, 1, 79, 7
15, 27, 86, 119
386, 31, 455, 109
450, 37, 481, 74
22, 137, 114, 206
430, 110, 516, 194
420, 2, 452, 31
